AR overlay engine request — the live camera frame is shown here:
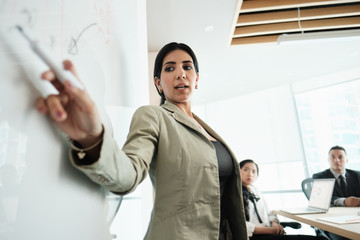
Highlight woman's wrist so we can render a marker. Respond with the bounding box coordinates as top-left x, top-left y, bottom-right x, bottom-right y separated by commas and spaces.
69, 125, 104, 161
75, 125, 104, 148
